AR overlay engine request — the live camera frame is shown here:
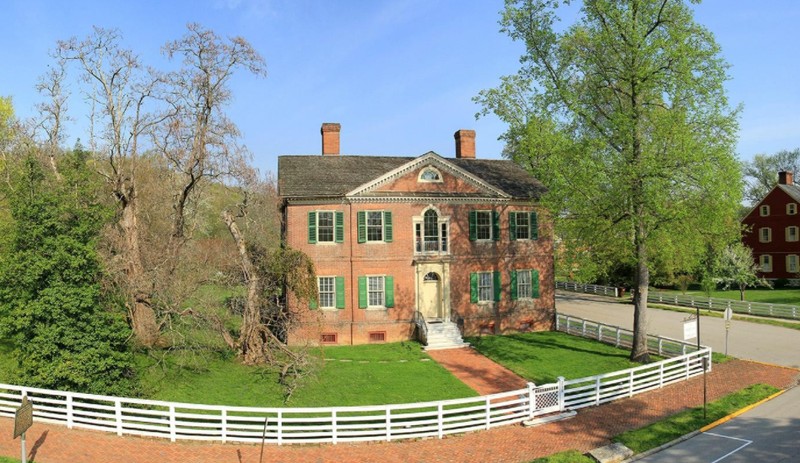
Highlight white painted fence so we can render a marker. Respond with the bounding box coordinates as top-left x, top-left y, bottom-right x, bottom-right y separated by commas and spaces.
648, 290, 799, 320
0, 316, 711, 445
556, 281, 620, 297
